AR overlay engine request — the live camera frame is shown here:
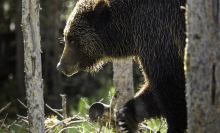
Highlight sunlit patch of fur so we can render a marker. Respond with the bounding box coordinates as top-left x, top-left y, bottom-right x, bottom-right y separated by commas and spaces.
64, 0, 96, 38
85, 60, 105, 74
